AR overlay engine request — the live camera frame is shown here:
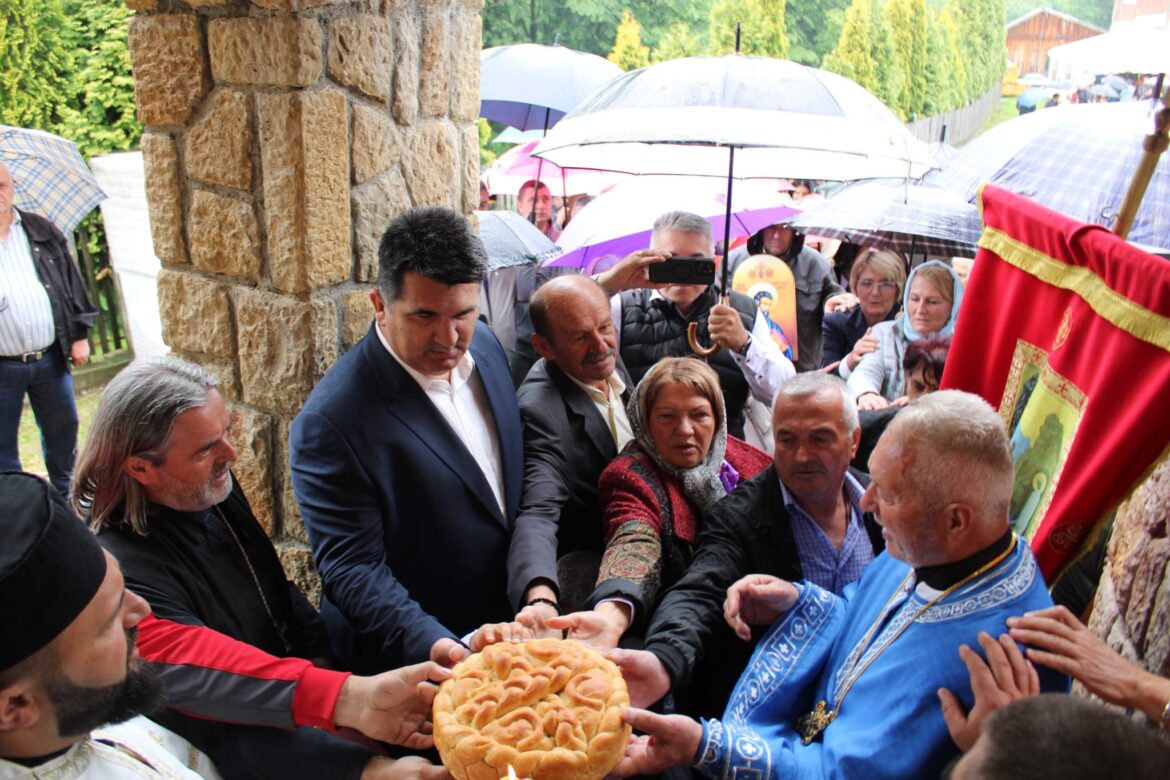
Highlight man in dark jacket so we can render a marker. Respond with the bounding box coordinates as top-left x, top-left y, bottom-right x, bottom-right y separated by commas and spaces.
609, 373, 885, 719
611, 211, 795, 439
0, 163, 98, 497
75, 356, 448, 780
508, 275, 634, 618
728, 225, 849, 372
